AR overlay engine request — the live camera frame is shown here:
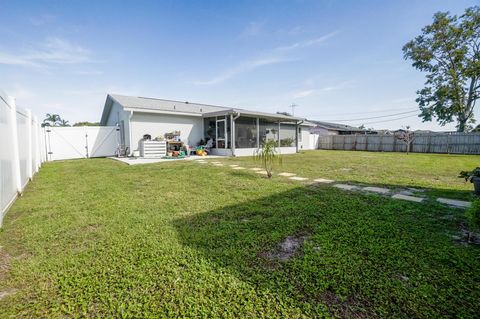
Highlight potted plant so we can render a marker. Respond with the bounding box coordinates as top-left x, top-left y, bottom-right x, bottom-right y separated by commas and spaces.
459, 167, 480, 195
